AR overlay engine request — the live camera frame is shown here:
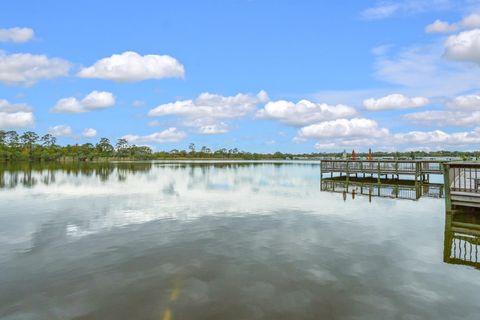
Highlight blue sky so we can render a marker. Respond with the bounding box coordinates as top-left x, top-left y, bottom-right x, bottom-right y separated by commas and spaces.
1, 0, 480, 152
